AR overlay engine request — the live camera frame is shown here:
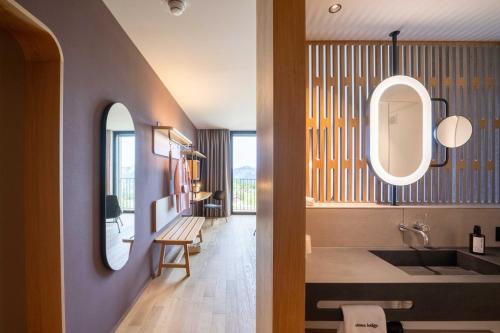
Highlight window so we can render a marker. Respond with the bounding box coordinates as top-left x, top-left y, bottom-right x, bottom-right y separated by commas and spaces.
113, 132, 135, 212
231, 132, 256, 213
